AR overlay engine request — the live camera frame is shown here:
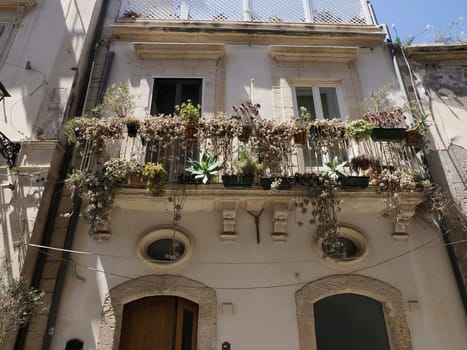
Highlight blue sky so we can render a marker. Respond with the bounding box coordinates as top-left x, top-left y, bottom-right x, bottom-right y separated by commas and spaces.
370, 0, 467, 44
